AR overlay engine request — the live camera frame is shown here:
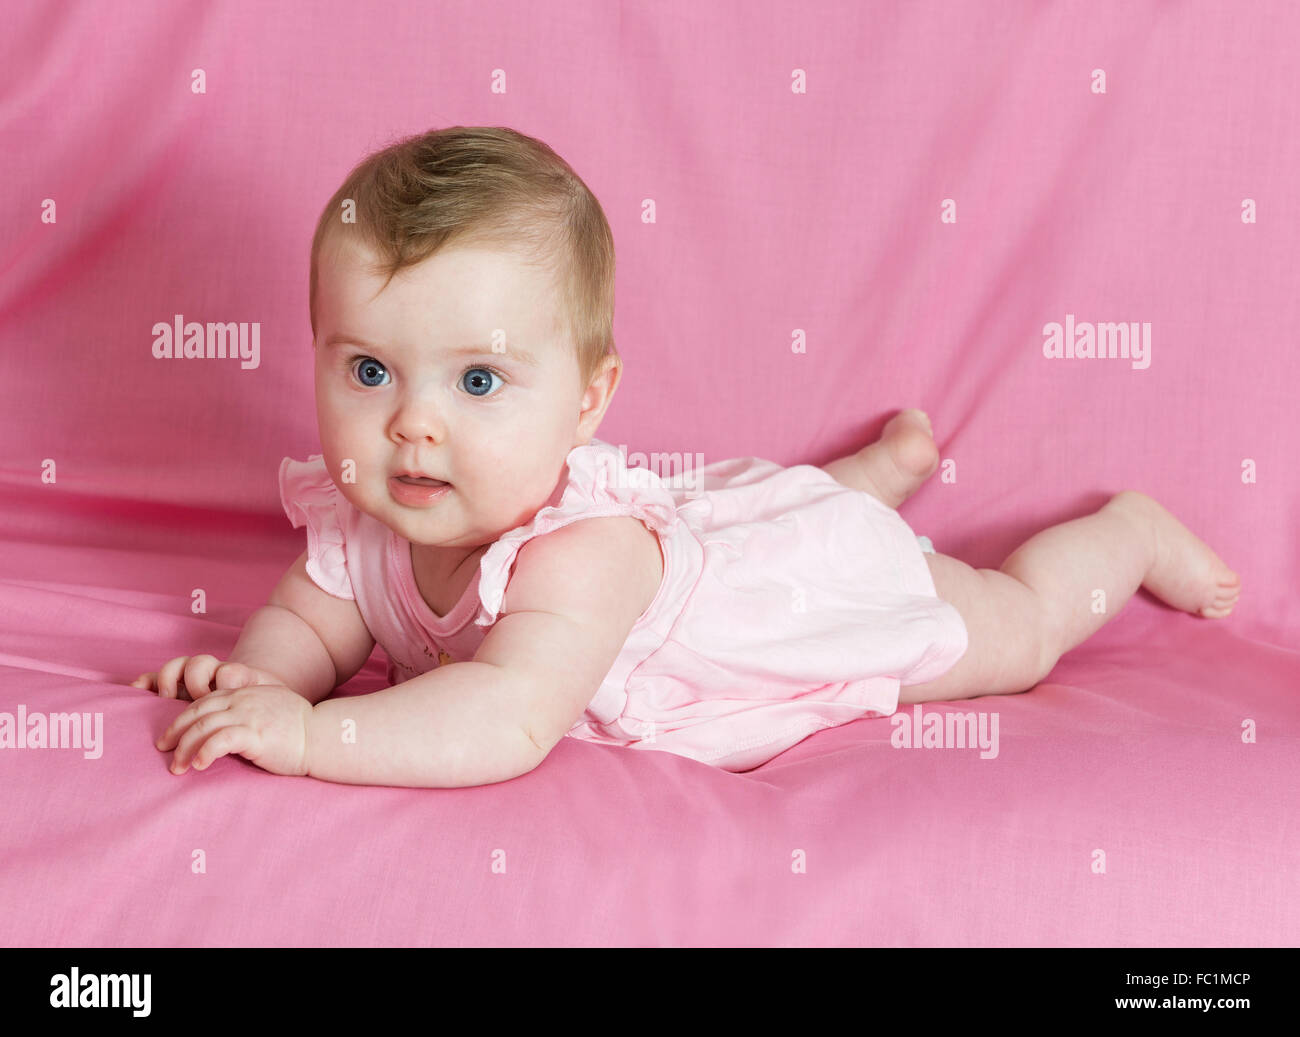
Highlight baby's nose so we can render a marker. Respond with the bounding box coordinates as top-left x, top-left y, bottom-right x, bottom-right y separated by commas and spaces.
390, 395, 448, 443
